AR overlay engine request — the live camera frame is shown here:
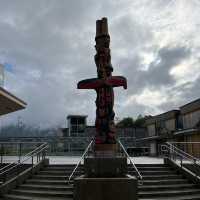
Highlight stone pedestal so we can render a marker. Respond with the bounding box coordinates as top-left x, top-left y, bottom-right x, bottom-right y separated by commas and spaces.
94, 144, 119, 157
74, 175, 137, 200
74, 156, 138, 200
84, 156, 127, 177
